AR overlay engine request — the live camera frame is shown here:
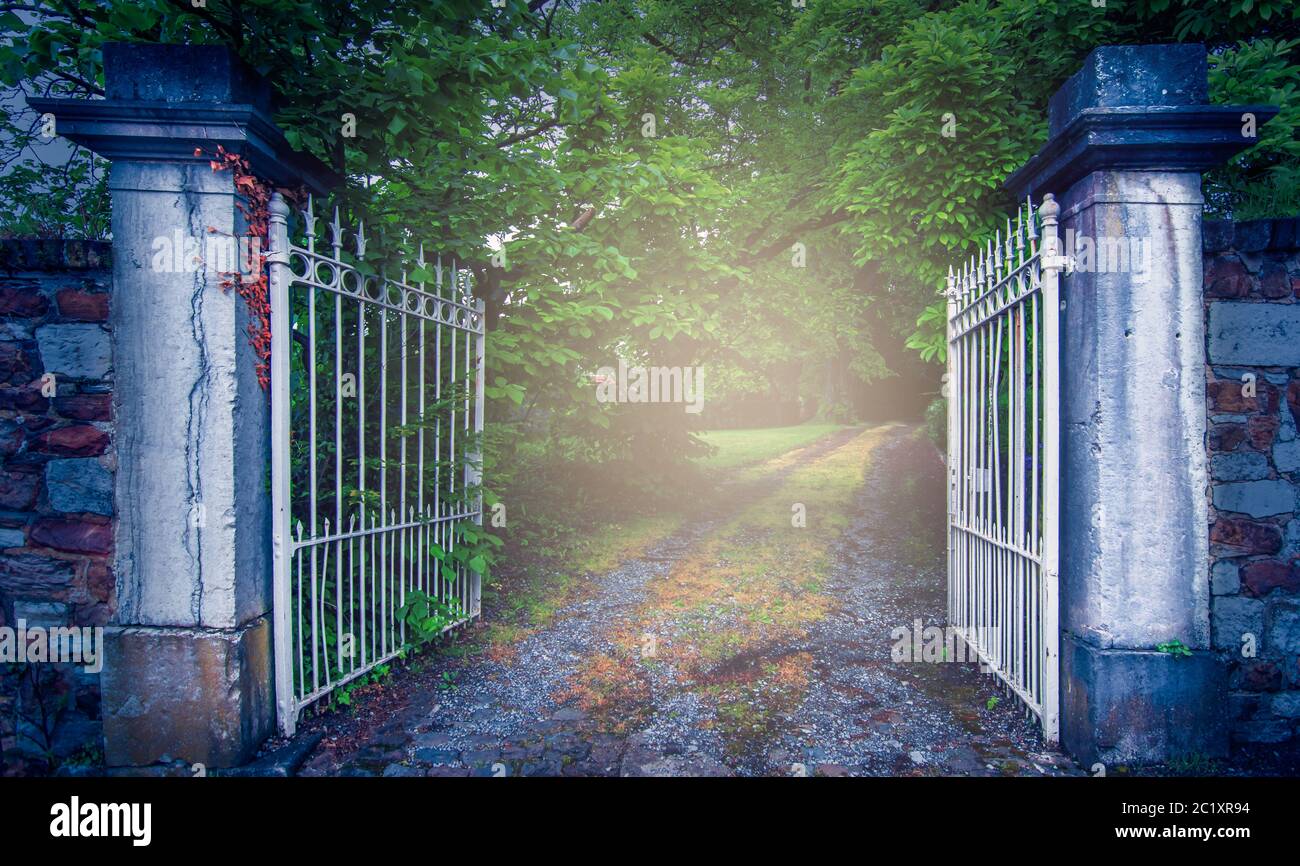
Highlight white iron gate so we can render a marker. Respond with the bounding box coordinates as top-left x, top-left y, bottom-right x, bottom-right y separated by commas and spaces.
267, 192, 486, 735
945, 194, 1063, 742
